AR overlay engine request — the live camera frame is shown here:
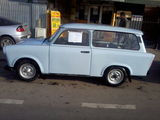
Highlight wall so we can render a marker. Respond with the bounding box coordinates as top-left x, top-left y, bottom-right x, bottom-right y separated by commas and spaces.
0, 0, 47, 36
